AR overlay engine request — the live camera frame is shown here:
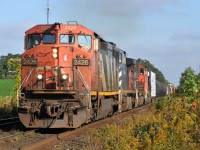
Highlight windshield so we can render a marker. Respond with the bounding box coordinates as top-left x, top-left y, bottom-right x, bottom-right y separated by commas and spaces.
60, 34, 74, 44
27, 34, 41, 49
42, 34, 56, 44
77, 35, 92, 50
26, 33, 56, 50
